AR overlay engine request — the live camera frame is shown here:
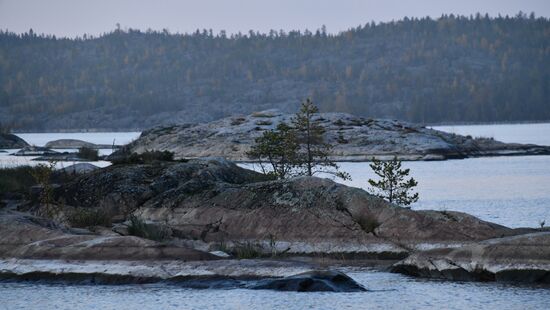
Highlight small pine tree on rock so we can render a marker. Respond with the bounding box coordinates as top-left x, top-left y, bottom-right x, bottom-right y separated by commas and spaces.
292, 98, 350, 180
367, 157, 419, 207
246, 122, 300, 179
